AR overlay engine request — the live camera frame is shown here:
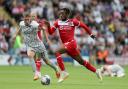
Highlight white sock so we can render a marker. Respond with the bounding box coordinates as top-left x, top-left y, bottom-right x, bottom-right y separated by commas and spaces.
29, 58, 36, 72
